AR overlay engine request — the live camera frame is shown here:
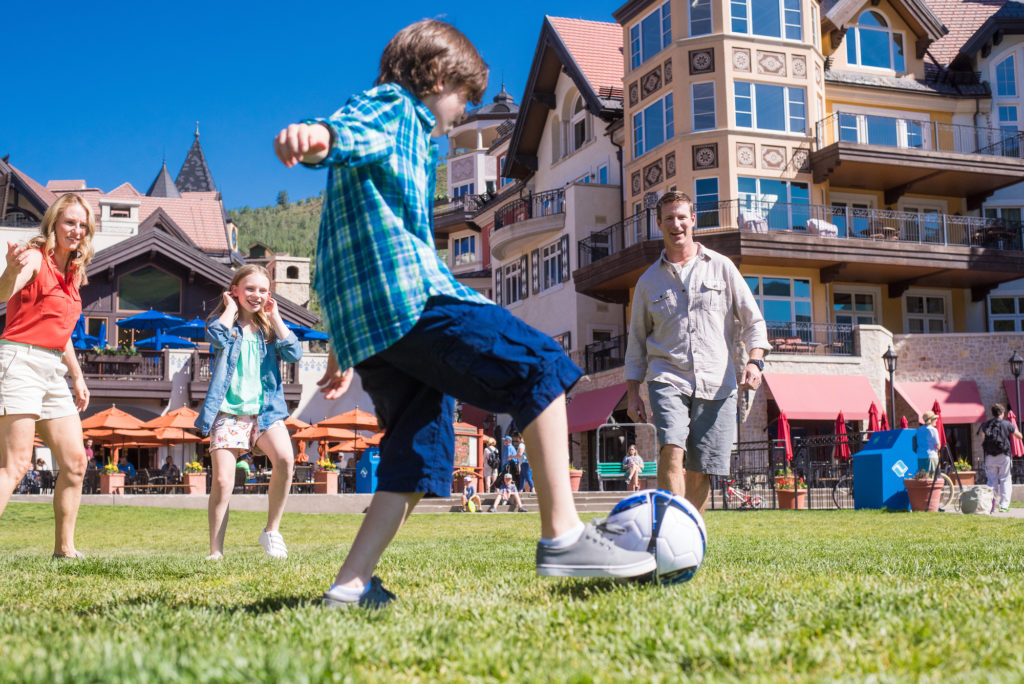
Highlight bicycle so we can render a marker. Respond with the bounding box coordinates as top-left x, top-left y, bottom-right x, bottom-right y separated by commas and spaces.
832, 471, 958, 510
723, 478, 763, 509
